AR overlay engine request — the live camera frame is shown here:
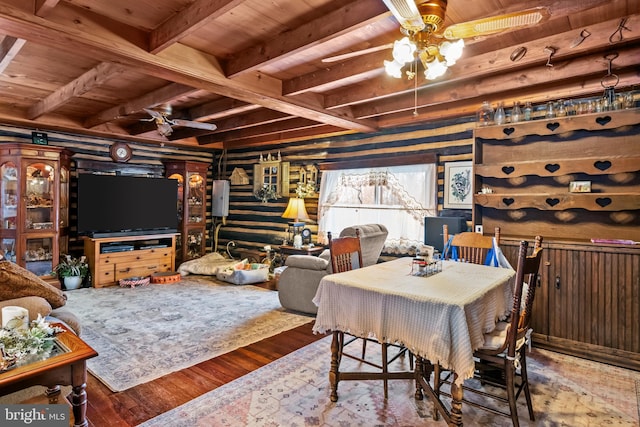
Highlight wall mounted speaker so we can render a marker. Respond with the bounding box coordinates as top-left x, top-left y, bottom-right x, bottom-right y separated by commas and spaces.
212, 180, 230, 217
